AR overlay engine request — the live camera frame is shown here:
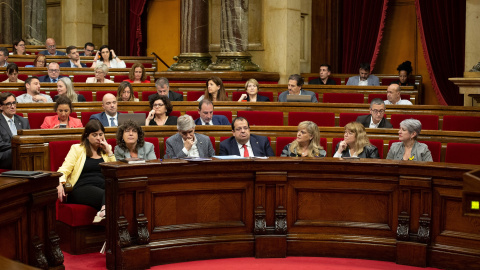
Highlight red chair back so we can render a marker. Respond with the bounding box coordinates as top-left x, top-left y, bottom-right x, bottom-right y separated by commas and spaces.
107, 138, 117, 152
80, 111, 101, 126
276, 137, 296, 156
10, 90, 27, 97
446, 143, 480, 165
169, 111, 181, 117
369, 139, 384, 159
323, 93, 364, 104
49, 140, 80, 171
339, 113, 369, 127
215, 111, 233, 123
73, 74, 91, 83
145, 137, 161, 158
442, 115, 480, 132
186, 91, 204, 101
77, 91, 93, 101
49, 91, 59, 100
142, 91, 157, 101
113, 75, 129, 83
390, 114, 439, 130
332, 138, 343, 156
237, 111, 283, 126
288, 112, 335, 127
95, 91, 117, 102
186, 111, 200, 120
